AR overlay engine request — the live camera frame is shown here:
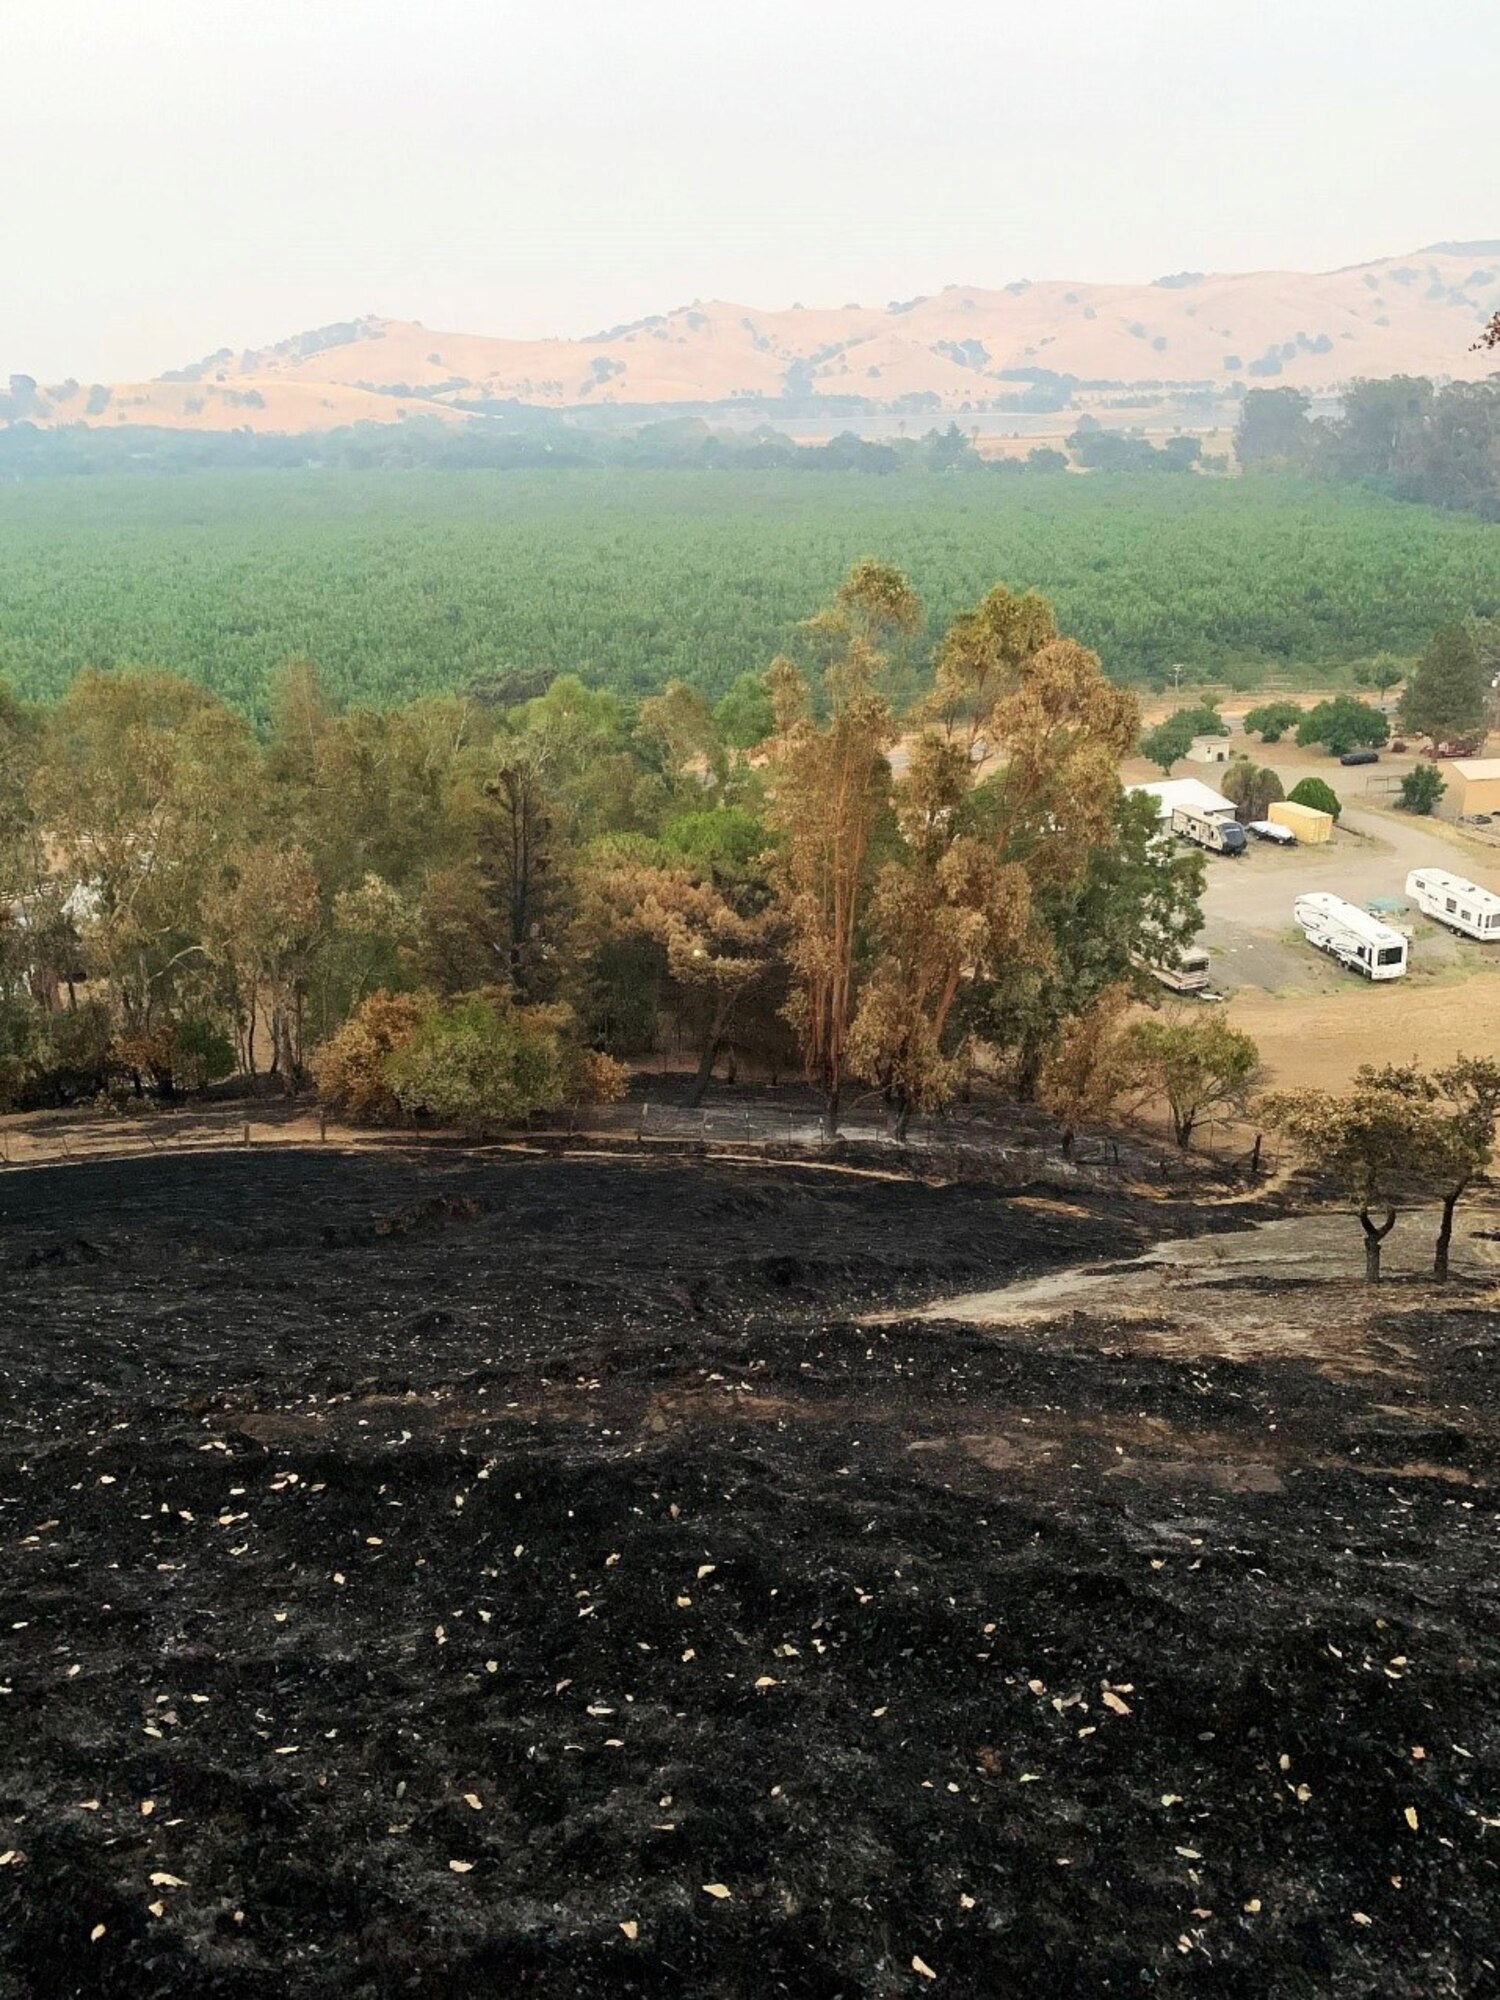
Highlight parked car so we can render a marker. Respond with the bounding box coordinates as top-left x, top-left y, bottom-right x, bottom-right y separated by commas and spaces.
1339, 749, 1380, 766
1460, 813, 1494, 827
